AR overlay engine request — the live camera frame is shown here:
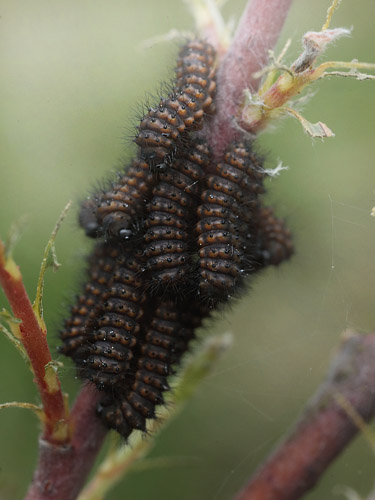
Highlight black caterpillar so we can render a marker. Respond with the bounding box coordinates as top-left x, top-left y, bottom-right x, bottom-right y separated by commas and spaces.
97, 299, 206, 438
60, 244, 121, 356
135, 39, 216, 170
195, 142, 265, 304
79, 157, 154, 241
252, 205, 294, 267
143, 141, 210, 288
72, 247, 146, 391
